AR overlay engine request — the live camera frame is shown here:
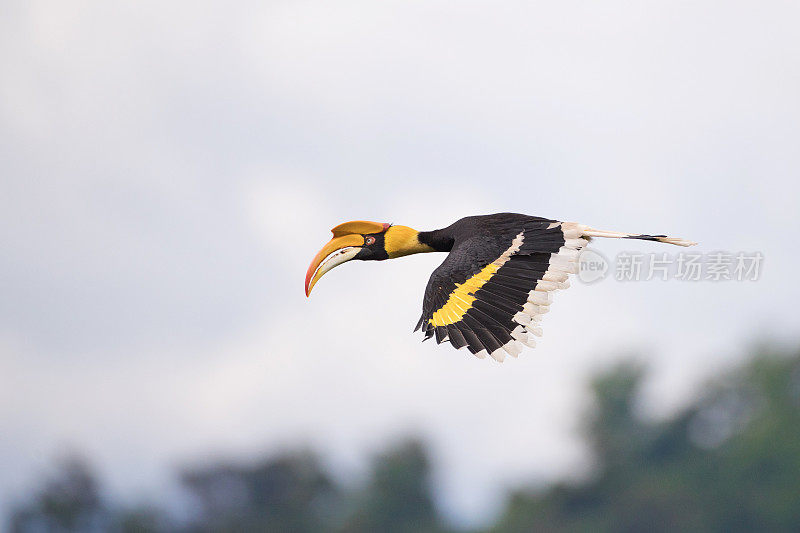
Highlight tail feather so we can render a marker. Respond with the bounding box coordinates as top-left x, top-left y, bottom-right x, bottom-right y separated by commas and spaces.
563, 223, 697, 247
